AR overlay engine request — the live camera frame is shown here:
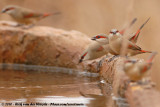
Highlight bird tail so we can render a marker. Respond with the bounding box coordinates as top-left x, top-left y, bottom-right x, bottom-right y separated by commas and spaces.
140, 50, 152, 53
120, 18, 137, 35
139, 17, 150, 30
130, 17, 150, 42
147, 52, 157, 63
129, 18, 137, 28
